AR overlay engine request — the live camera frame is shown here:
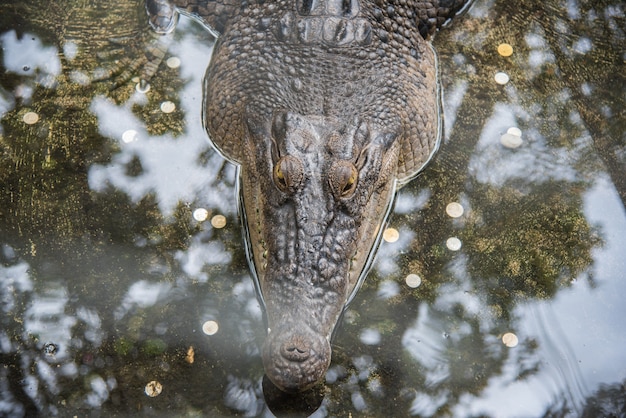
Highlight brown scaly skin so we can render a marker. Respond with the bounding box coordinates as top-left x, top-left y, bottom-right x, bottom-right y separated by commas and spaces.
147, 0, 470, 392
